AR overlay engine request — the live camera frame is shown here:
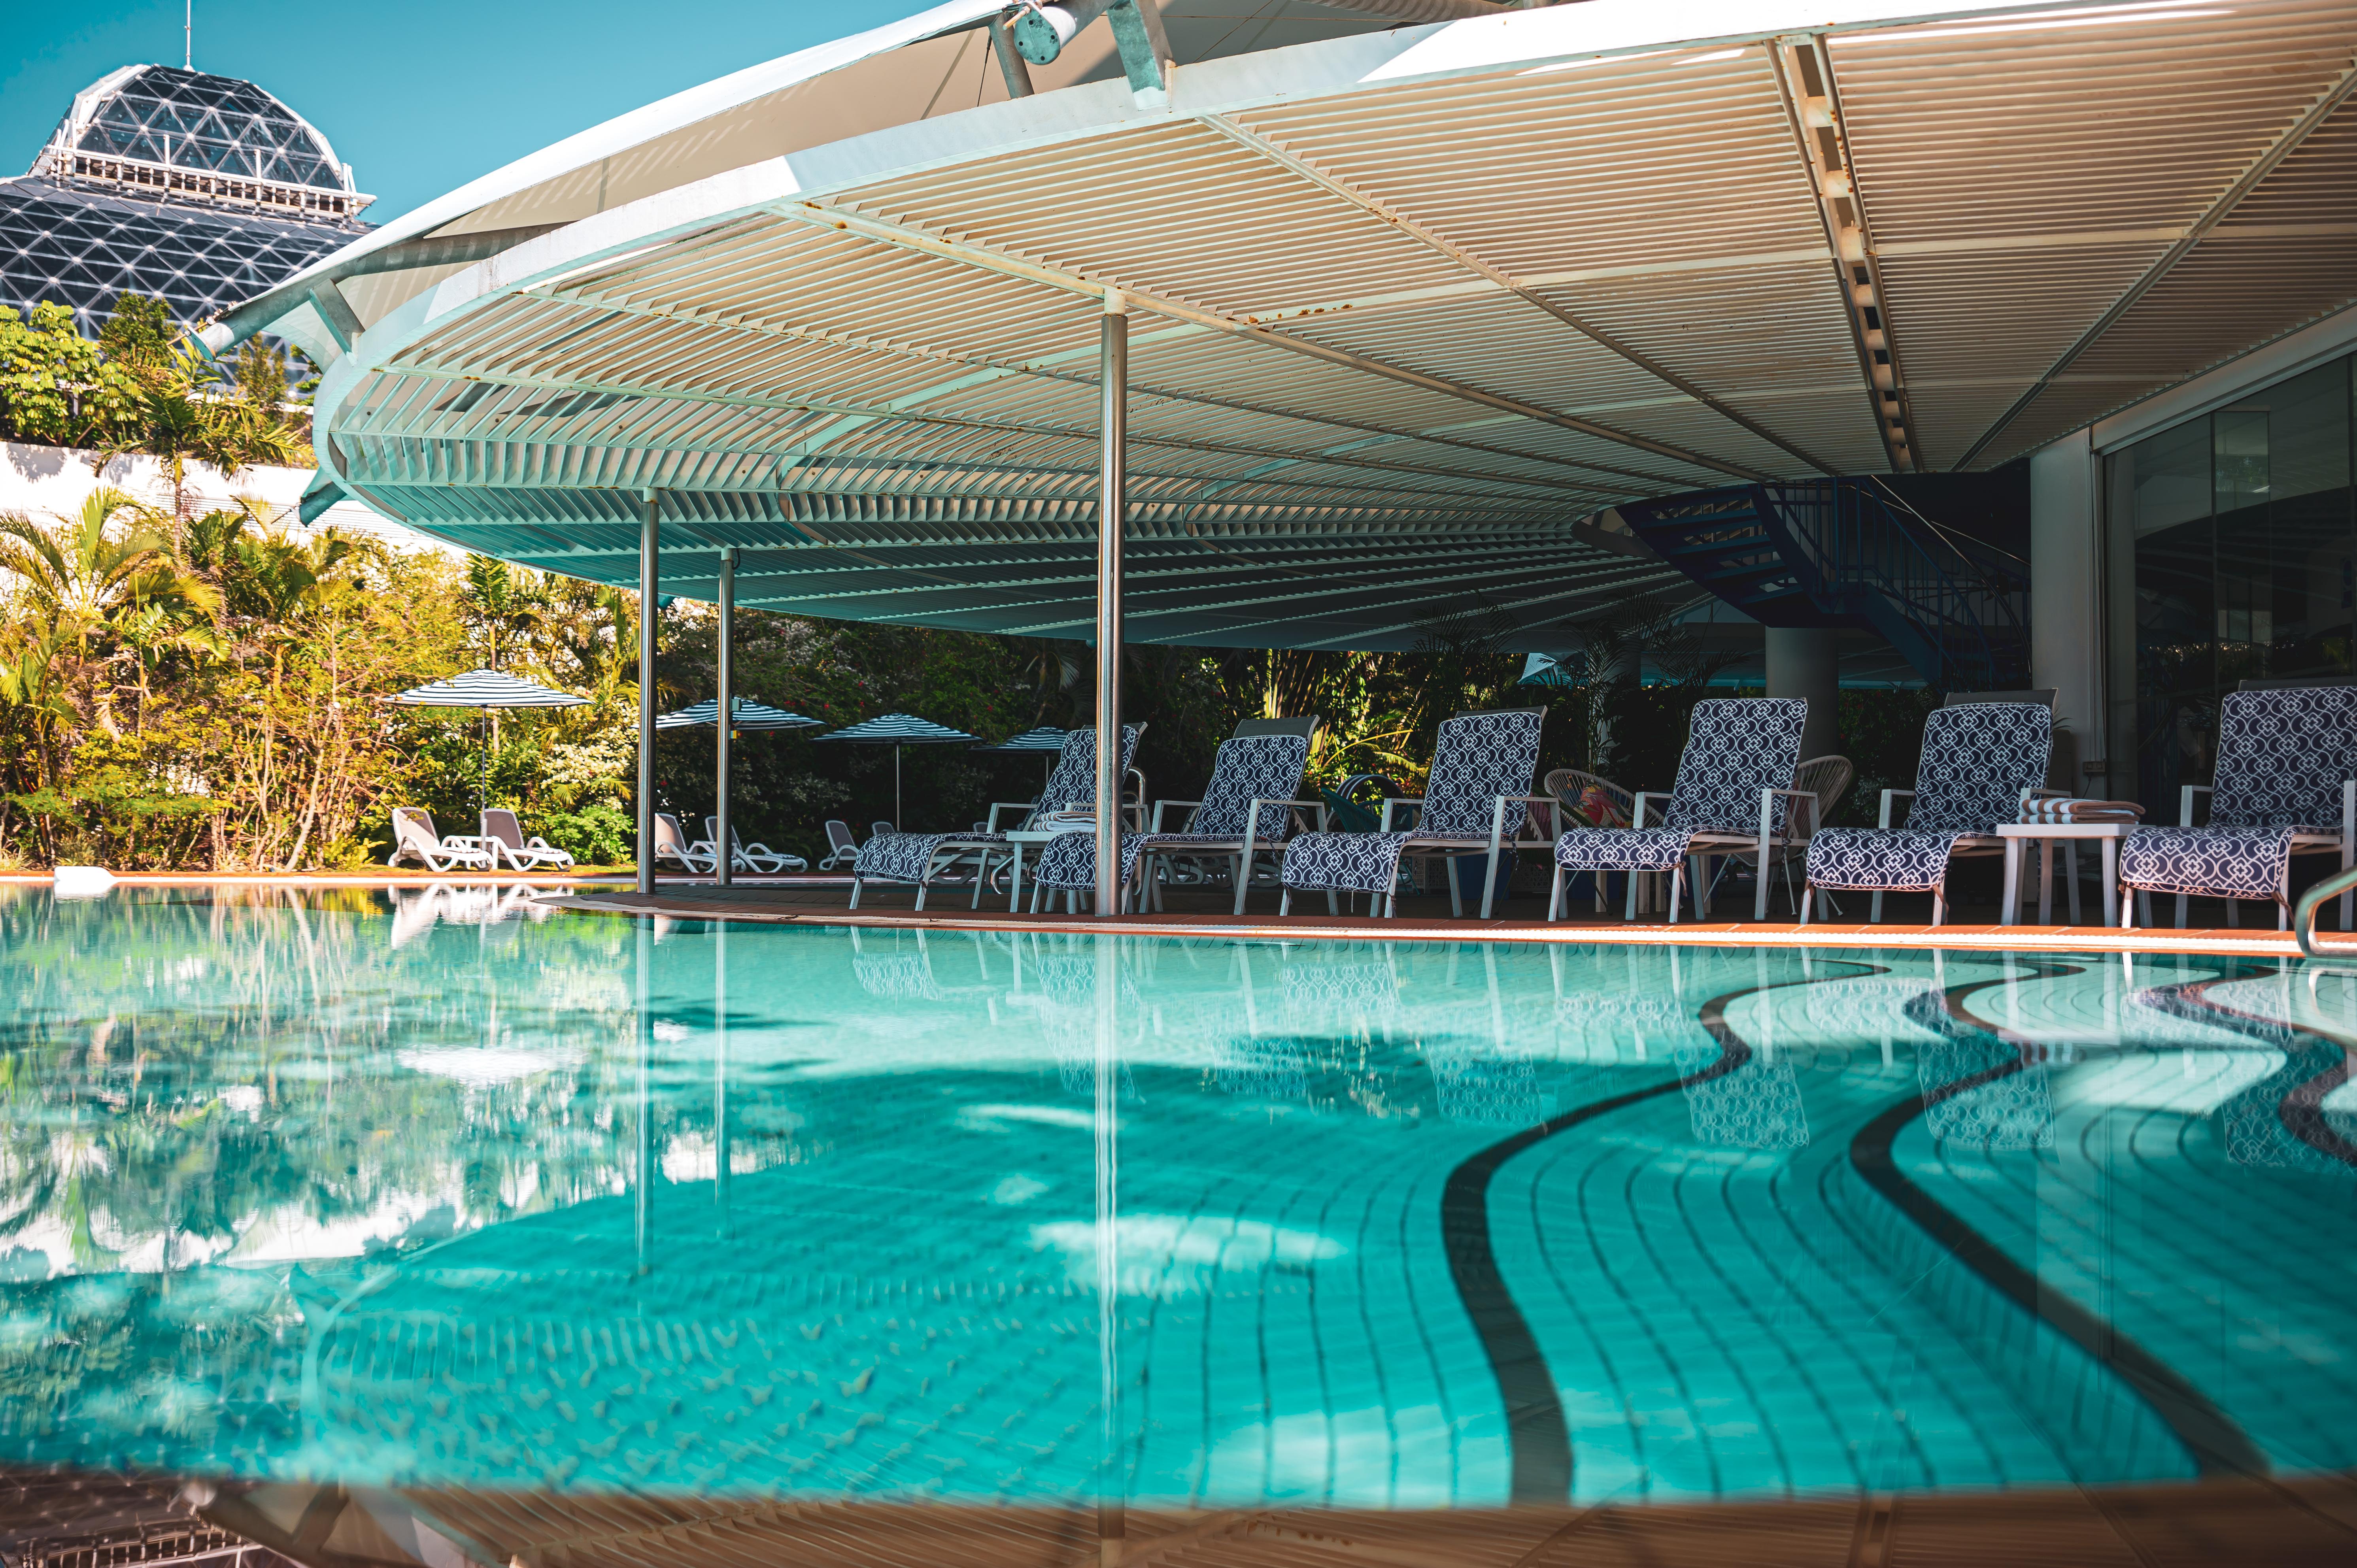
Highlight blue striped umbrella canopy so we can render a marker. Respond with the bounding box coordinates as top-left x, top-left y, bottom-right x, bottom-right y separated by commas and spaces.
976, 725, 1067, 753
394, 669, 588, 708
394, 669, 585, 818
812, 713, 976, 829
813, 713, 978, 745
656, 697, 822, 732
